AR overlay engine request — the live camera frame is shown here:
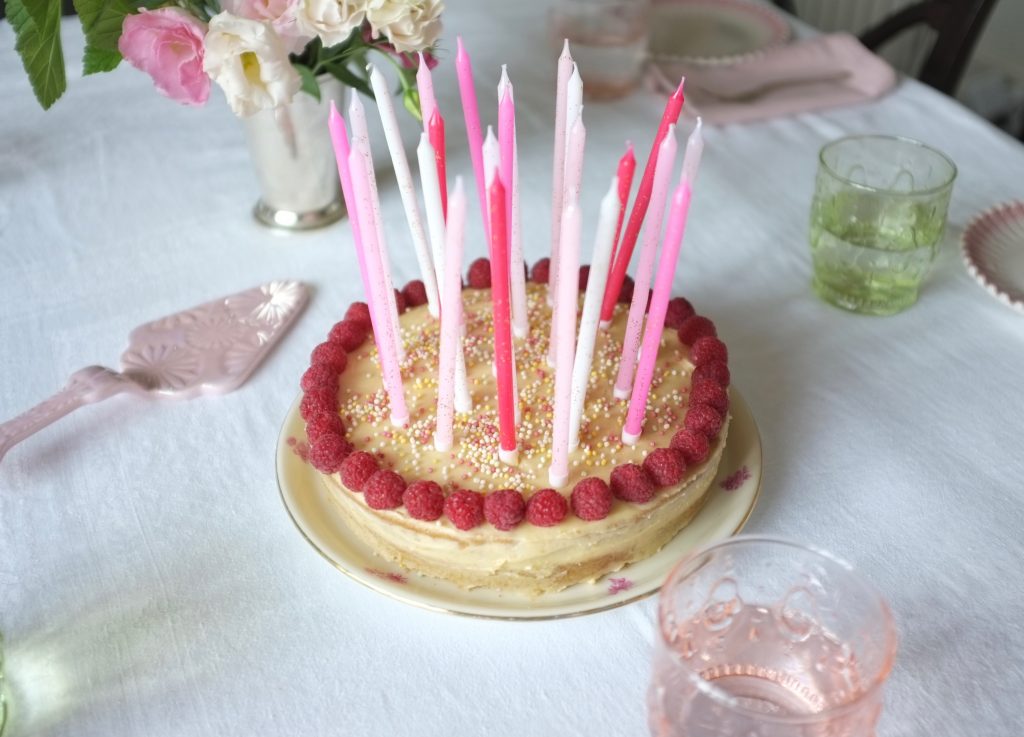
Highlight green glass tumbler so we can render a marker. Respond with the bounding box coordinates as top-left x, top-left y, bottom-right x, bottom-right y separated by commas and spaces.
809, 135, 956, 315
